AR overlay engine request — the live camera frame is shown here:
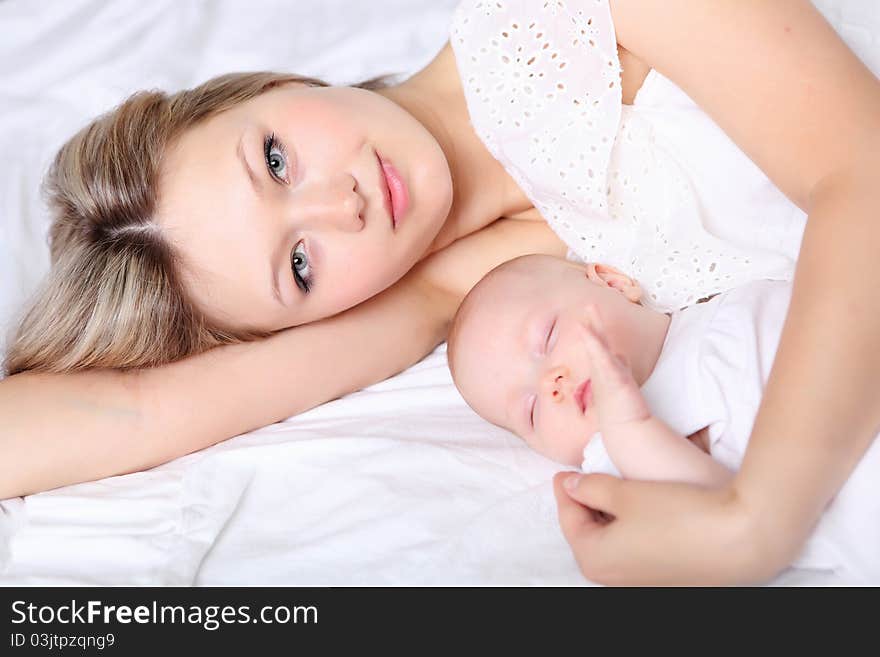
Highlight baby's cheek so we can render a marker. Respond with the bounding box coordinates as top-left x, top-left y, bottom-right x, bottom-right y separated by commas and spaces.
519, 427, 559, 463
519, 430, 543, 456
529, 422, 575, 466
561, 417, 595, 466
